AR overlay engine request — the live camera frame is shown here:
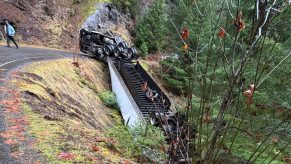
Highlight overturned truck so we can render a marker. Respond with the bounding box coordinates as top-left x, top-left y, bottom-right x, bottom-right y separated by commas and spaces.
79, 28, 195, 163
